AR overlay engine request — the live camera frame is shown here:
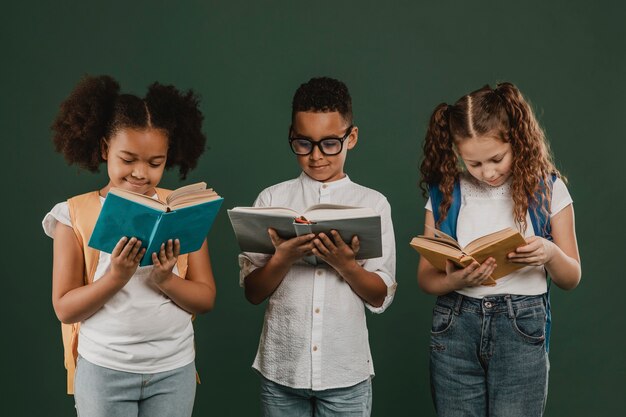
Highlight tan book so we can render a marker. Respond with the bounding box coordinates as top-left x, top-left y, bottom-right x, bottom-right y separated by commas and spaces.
409, 226, 528, 285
